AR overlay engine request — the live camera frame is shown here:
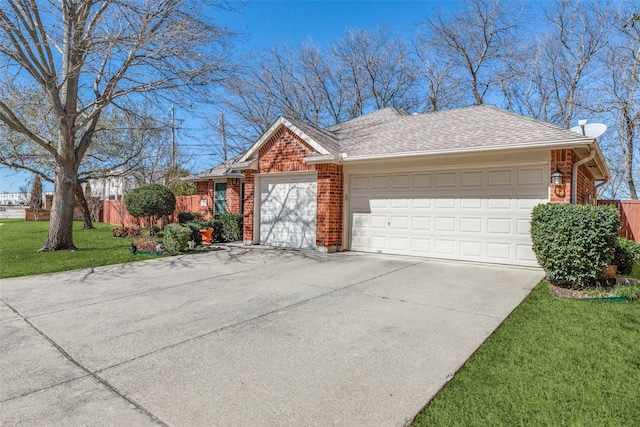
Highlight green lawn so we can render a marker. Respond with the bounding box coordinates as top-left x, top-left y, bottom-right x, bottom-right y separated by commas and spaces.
412, 277, 640, 426
0, 219, 157, 279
